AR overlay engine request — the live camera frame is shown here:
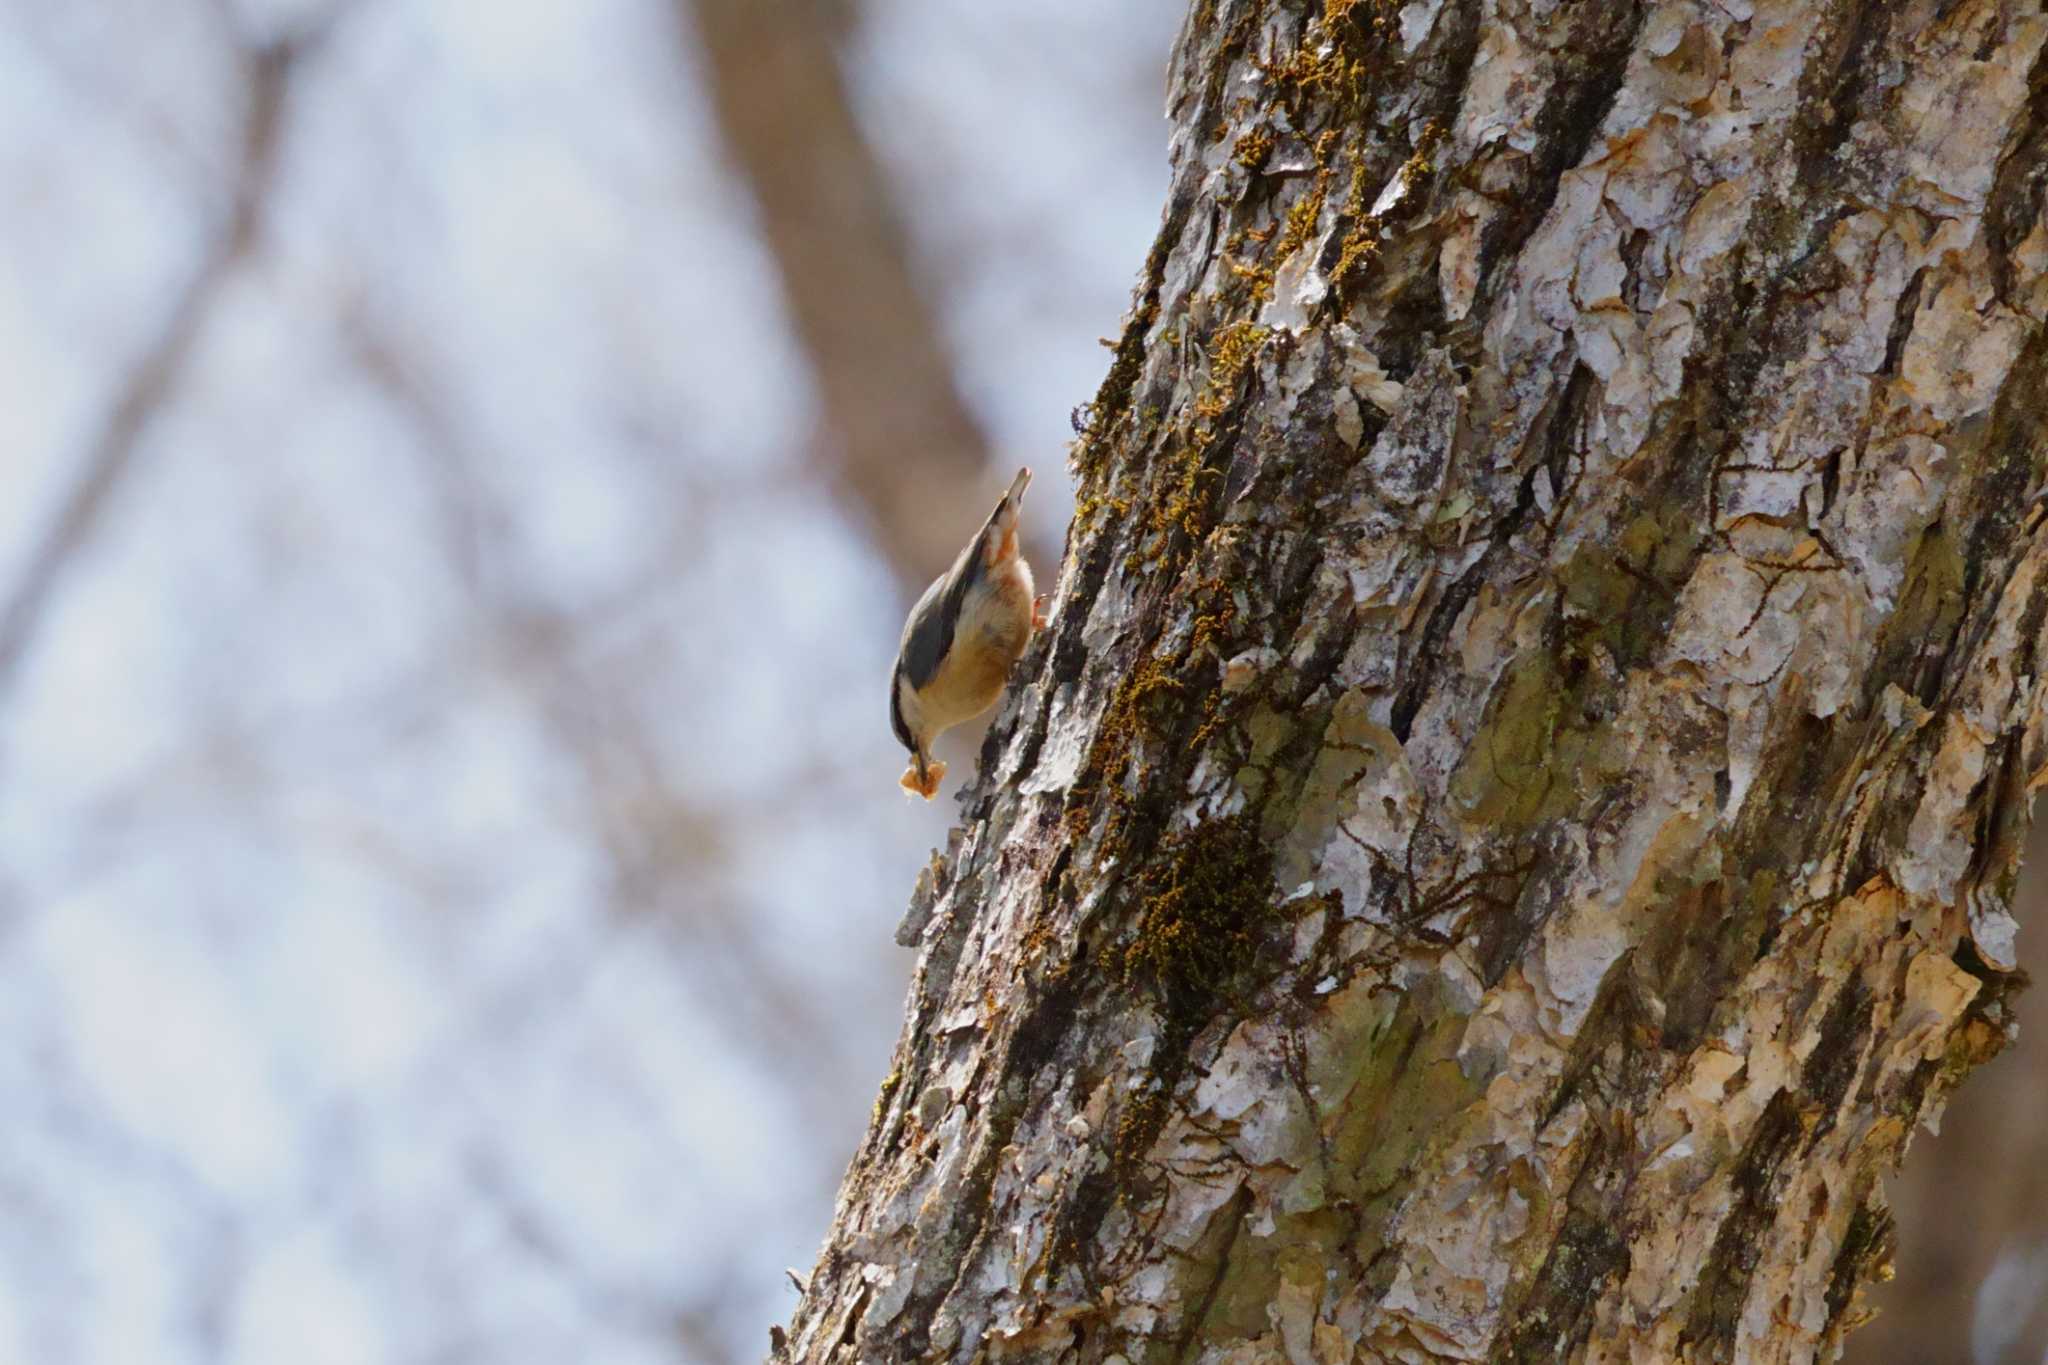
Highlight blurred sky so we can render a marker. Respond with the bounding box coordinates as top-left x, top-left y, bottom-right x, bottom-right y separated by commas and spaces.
2, 3, 2042, 1364
0, 1, 1176, 1361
